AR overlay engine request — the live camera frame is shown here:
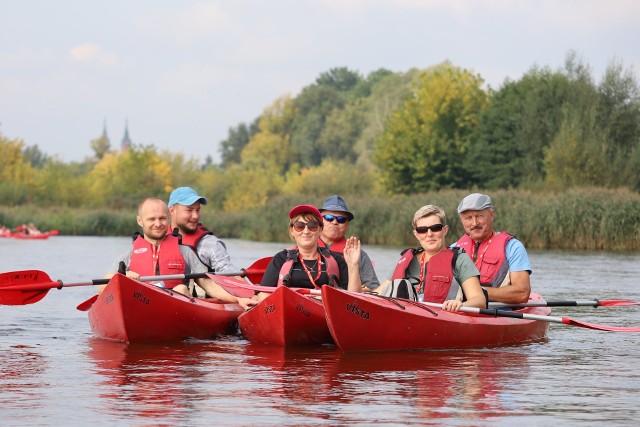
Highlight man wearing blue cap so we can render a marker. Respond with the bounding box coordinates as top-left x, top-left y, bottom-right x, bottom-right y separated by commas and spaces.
168, 187, 238, 275
453, 193, 531, 304
318, 195, 380, 290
